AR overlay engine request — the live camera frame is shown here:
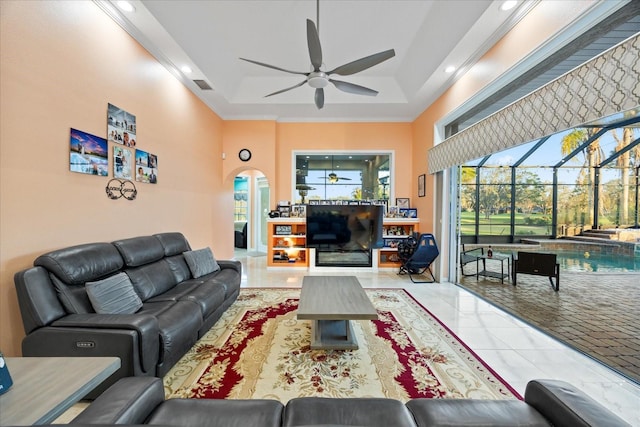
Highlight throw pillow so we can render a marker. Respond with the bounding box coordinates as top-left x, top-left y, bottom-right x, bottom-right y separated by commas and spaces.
183, 247, 220, 278
85, 272, 143, 314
